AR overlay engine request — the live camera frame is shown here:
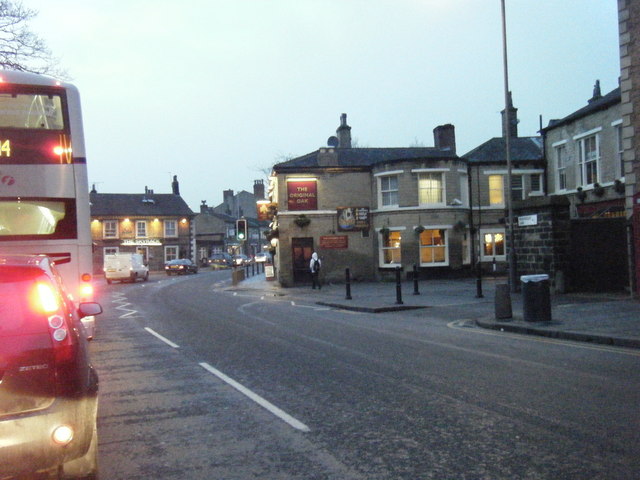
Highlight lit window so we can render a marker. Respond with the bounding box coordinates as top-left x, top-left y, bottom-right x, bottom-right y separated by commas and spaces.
380, 230, 401, 266
489, 175, 504, 205
419, 229, 448, 266
418, 173, 444, 205
482, 231, 505, 259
